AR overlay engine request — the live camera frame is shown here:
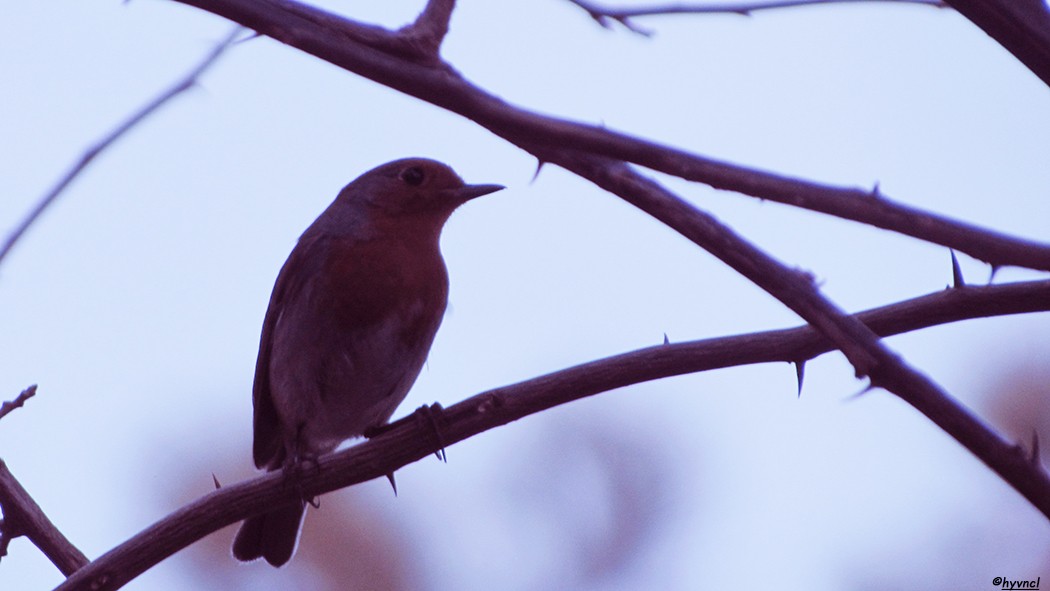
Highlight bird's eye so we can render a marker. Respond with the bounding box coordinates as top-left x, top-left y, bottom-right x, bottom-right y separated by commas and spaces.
400, 166, 425, 186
